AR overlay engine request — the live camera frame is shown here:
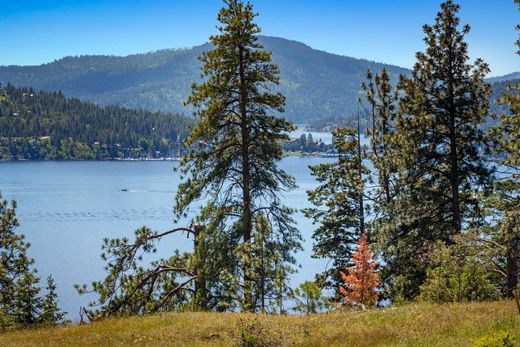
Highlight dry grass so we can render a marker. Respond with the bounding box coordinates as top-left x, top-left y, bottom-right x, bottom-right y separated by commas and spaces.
1, 301, 519, 346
